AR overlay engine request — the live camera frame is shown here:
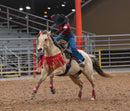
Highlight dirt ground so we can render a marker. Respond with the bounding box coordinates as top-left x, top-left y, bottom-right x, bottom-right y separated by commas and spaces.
0, 72, 130, 111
